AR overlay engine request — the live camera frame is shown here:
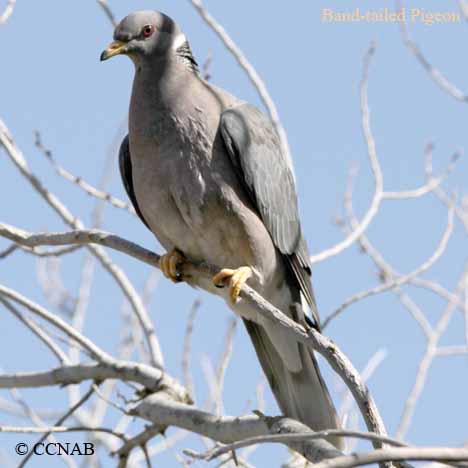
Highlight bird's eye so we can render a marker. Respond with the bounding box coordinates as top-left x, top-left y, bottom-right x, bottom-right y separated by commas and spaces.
142, 24, 155, 38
